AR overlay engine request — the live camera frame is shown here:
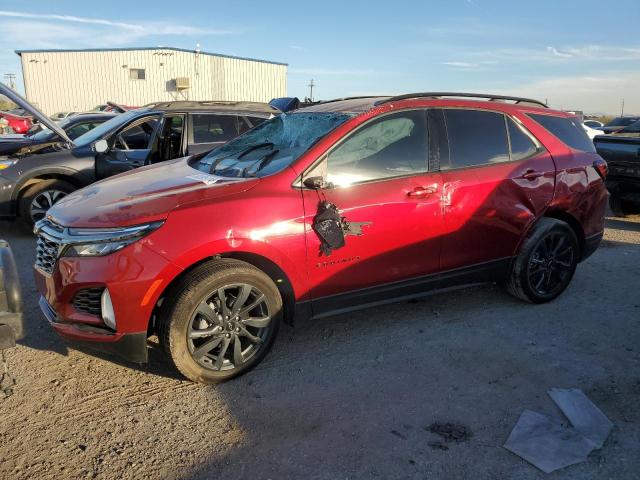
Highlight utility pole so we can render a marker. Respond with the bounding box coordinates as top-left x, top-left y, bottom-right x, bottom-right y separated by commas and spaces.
308, 79, 315, 102
3, 73, 15, 90
621, 99, 625, 117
